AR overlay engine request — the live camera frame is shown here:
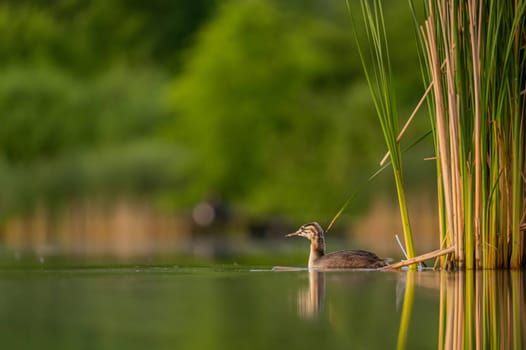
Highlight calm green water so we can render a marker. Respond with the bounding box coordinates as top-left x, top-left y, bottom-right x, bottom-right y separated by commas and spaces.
0, 266, 444, 350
